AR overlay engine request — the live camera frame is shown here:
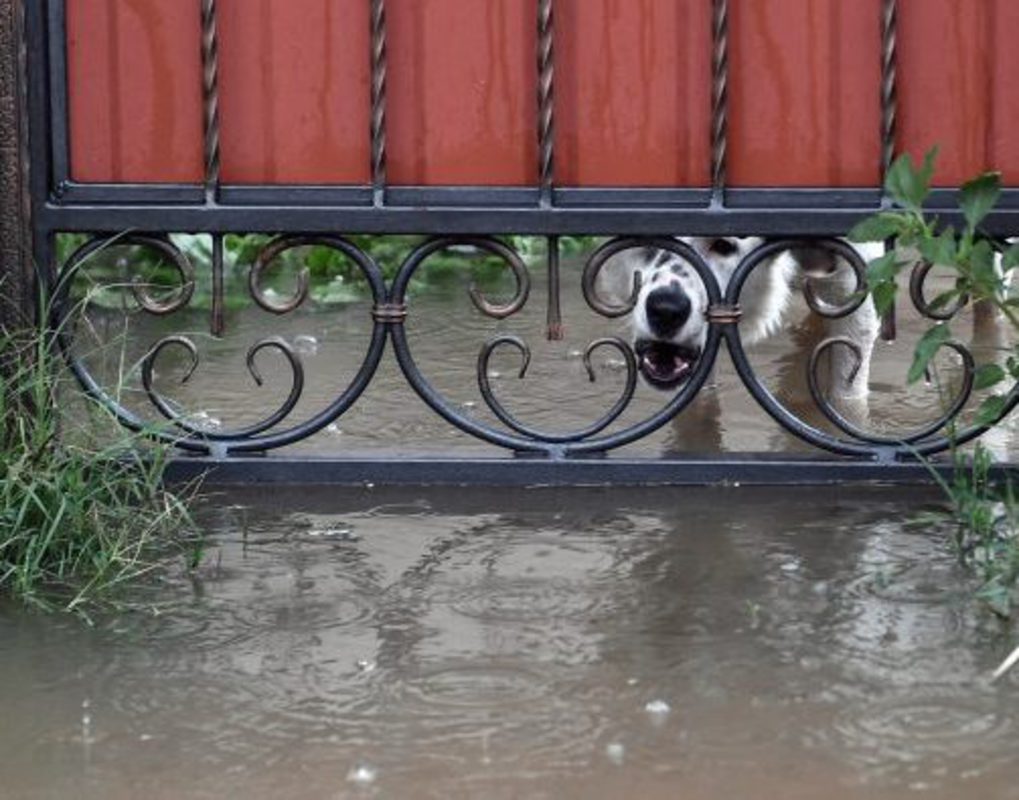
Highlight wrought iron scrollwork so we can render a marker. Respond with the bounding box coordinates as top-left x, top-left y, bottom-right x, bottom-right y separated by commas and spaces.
56, 230, 1018, 460
57, 234, 196, 316
57, 233, 388, 454
390, 235, 728, 455
908, 259, 968, 321
476, 335, 637, 443
141, 335, 306, 440
724, 237, 1017, 459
